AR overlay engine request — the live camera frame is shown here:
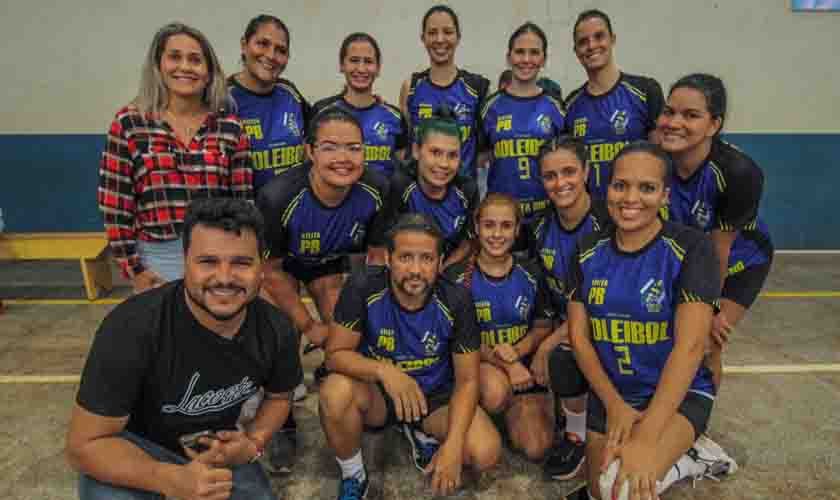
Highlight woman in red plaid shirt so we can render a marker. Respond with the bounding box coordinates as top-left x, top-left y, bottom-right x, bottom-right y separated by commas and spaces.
98, 22, 253, 294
